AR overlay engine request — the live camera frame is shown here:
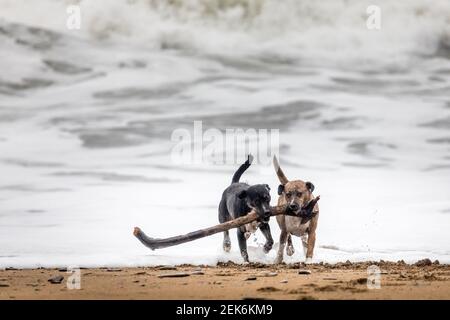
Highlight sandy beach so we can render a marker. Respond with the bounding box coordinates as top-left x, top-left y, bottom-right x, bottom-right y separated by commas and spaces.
1, 260, 448, 300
